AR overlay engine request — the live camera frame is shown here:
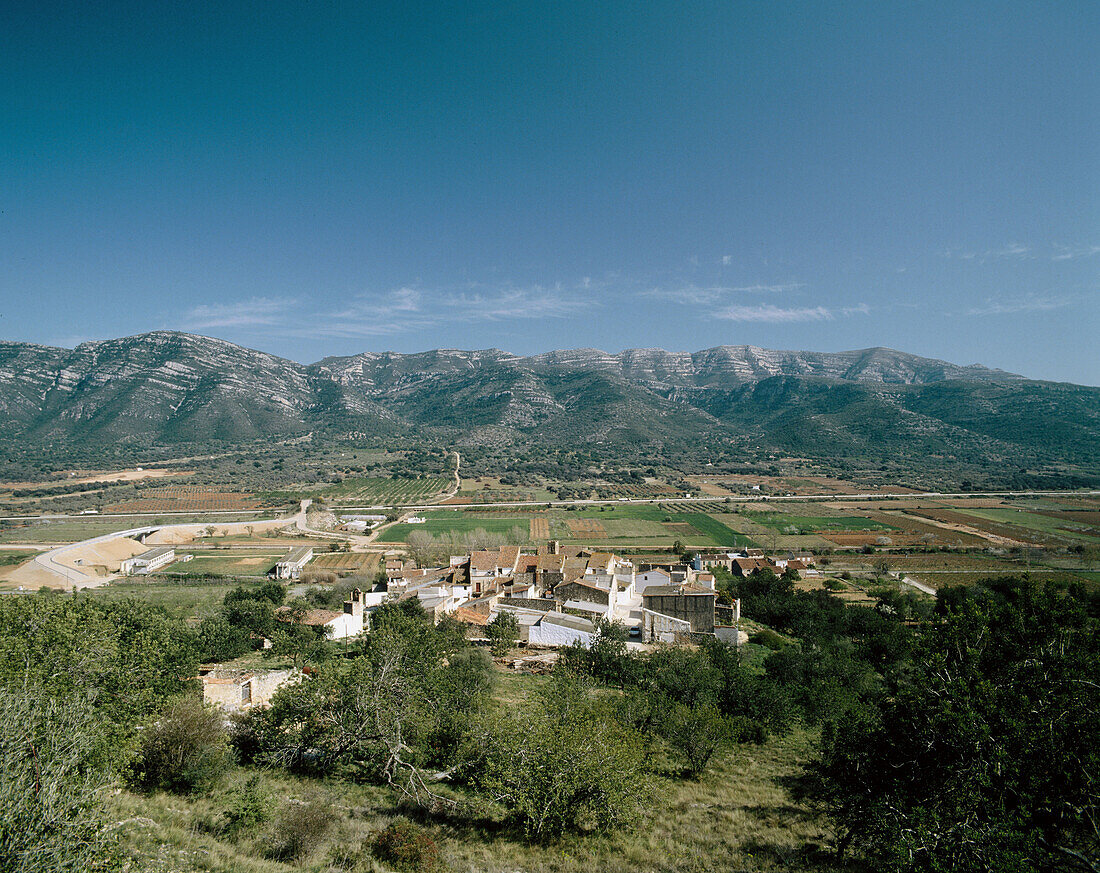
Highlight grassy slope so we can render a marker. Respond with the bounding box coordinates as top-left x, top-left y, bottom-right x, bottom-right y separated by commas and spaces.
109, 666, 841, 873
